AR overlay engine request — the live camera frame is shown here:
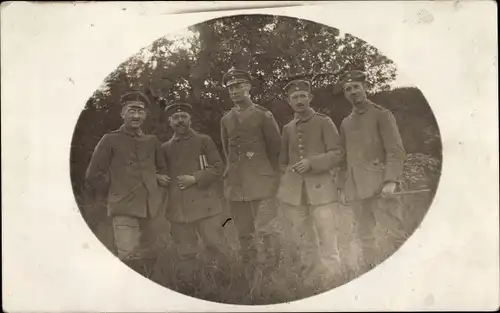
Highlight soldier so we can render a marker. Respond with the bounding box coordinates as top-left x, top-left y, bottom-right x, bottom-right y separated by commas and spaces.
338, 70, 407, 272
277, 76, 345, 291
85, 91, 169, 266
161, 102, 232, 295
220, 68, 282, 285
